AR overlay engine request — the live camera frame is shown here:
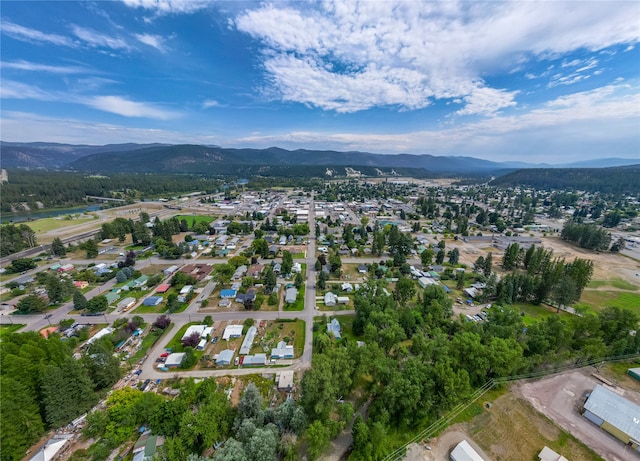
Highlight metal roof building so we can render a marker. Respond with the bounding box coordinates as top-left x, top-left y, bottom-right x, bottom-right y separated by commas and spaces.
216, 349, 234, 366
239, 326, 257, 355
450, 440, 484, 461
165, 353, 185, 368
583, 384, 640, 450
